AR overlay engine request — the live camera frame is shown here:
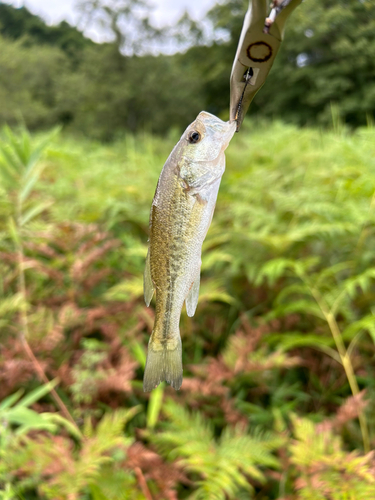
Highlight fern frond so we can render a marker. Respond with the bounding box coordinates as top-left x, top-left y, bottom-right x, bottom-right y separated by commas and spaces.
151, 401, 282, 500
289, 415, 375, 499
